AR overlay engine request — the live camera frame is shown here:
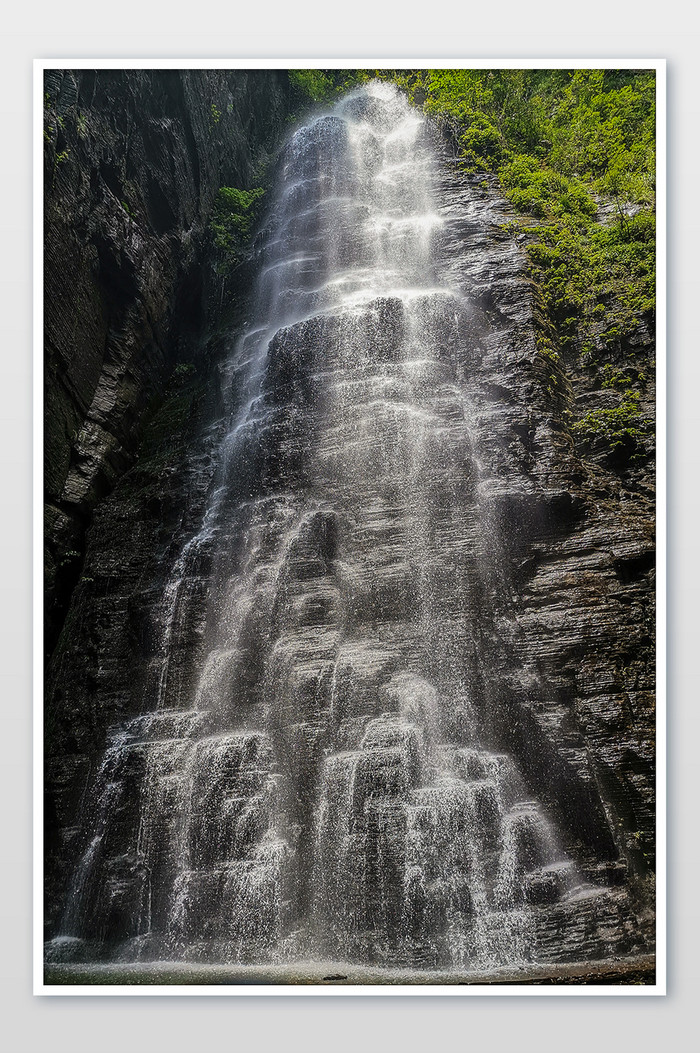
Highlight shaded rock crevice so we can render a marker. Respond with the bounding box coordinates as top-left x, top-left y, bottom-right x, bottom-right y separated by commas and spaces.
44, 68, 294, 654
